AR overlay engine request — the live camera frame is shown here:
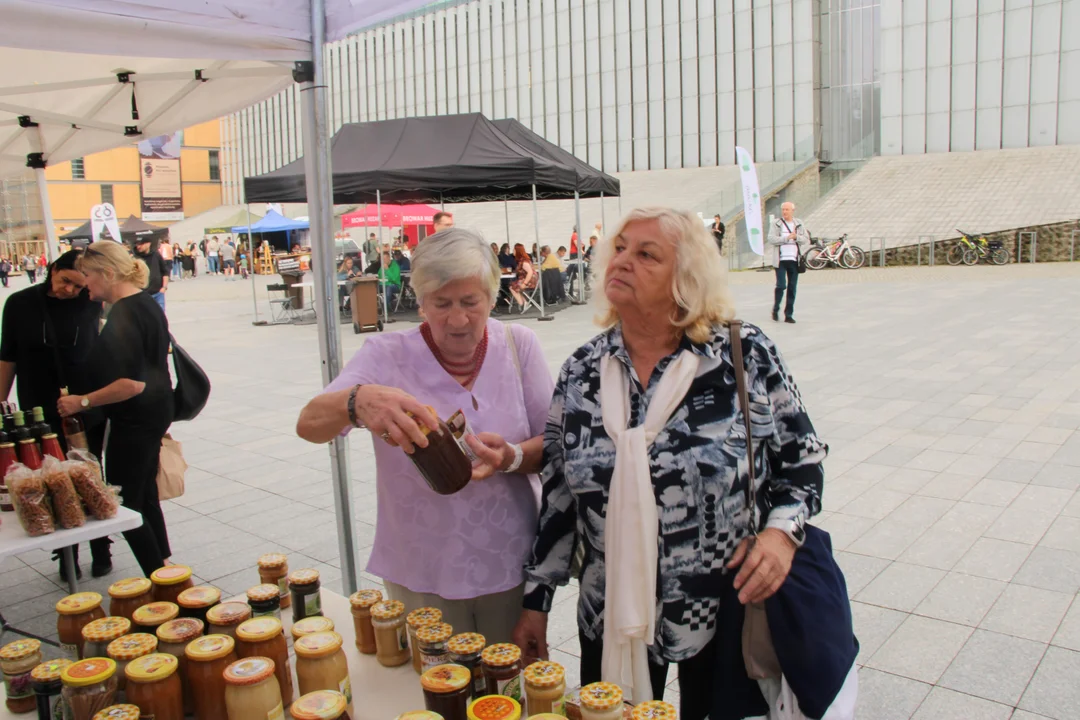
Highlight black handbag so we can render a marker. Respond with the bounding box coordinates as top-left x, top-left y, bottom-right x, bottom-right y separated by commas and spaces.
170, 335, 211, 422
